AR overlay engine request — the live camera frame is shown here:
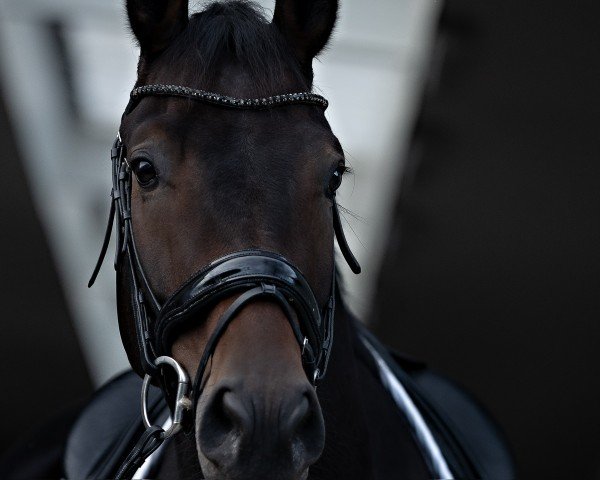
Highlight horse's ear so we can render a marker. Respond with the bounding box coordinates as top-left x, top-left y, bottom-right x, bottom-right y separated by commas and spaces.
273, 0, 338, 78
126, 0, 189, 57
